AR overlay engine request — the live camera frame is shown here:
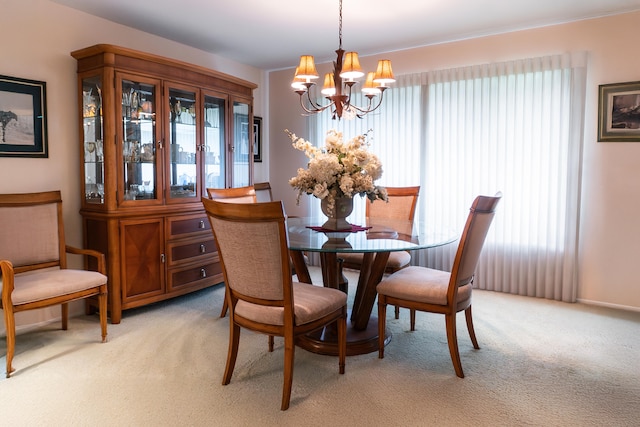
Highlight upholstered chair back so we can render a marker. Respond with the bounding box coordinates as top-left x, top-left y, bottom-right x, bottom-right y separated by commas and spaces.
254, 182, 274, 203
451, 194, 502, 288
0, 193, 65, 272
210, 211, 286, 301
366, 186, 420, 236
206, 186, 257, 204
203, 198, 295, 325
